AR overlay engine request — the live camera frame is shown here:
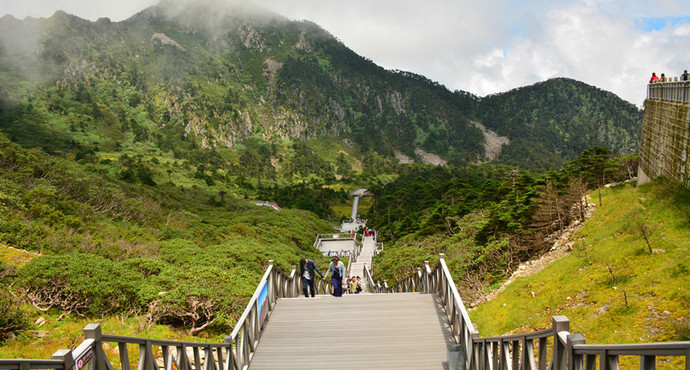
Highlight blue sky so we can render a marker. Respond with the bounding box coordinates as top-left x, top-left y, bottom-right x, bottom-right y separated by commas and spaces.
1, 0, 689, 106
637, 16, 690, 31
